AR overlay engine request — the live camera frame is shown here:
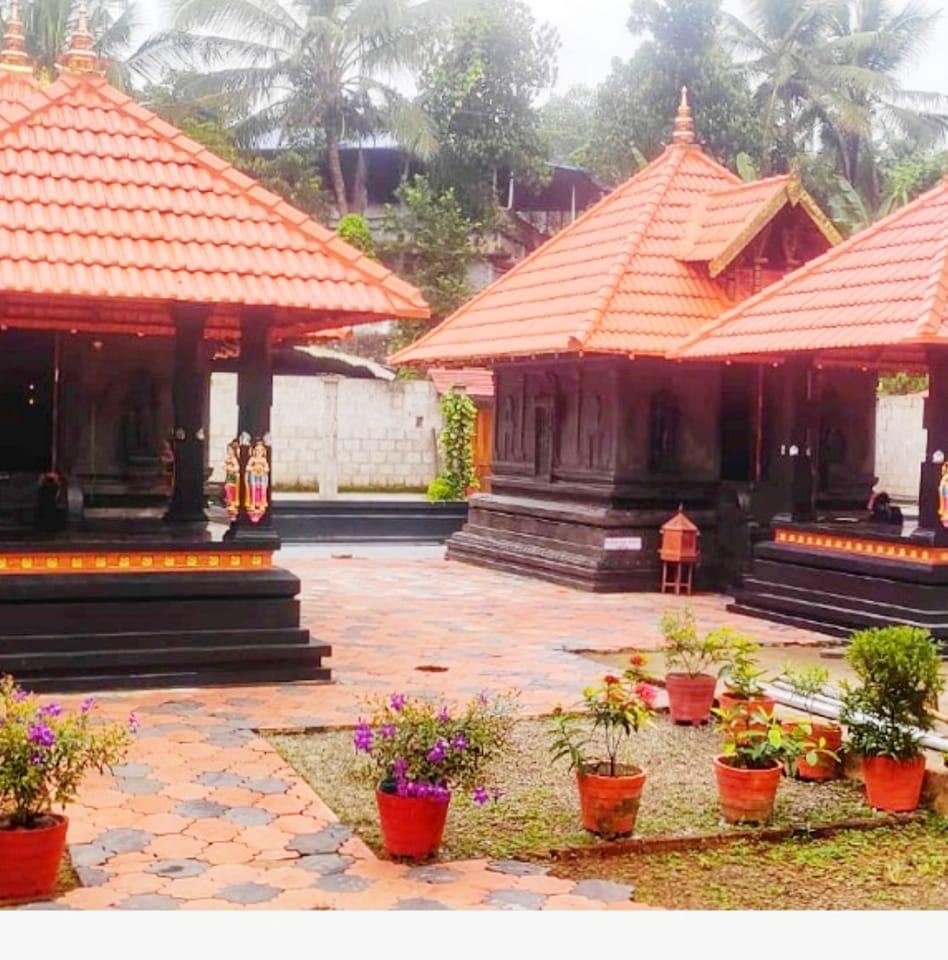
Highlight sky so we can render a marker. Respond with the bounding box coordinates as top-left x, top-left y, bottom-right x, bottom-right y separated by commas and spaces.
136, 0, 948, 98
